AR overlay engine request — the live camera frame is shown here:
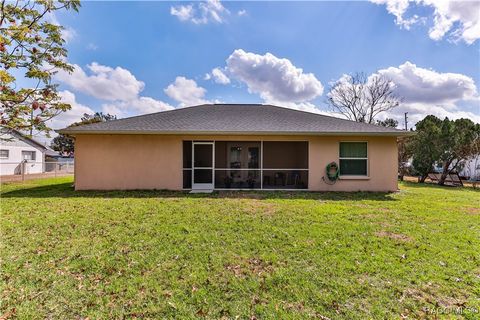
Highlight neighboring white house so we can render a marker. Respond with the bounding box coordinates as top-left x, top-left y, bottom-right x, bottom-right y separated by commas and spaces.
0, 129, 48, 176
459, 155, 480, 181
